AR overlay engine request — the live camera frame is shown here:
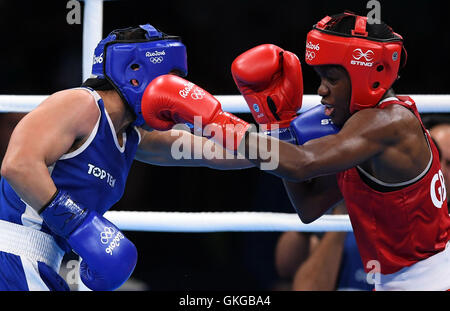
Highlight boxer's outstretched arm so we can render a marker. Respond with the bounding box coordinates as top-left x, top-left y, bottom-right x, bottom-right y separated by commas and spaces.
243, 108, 392, 182
135, 128, 254, 170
